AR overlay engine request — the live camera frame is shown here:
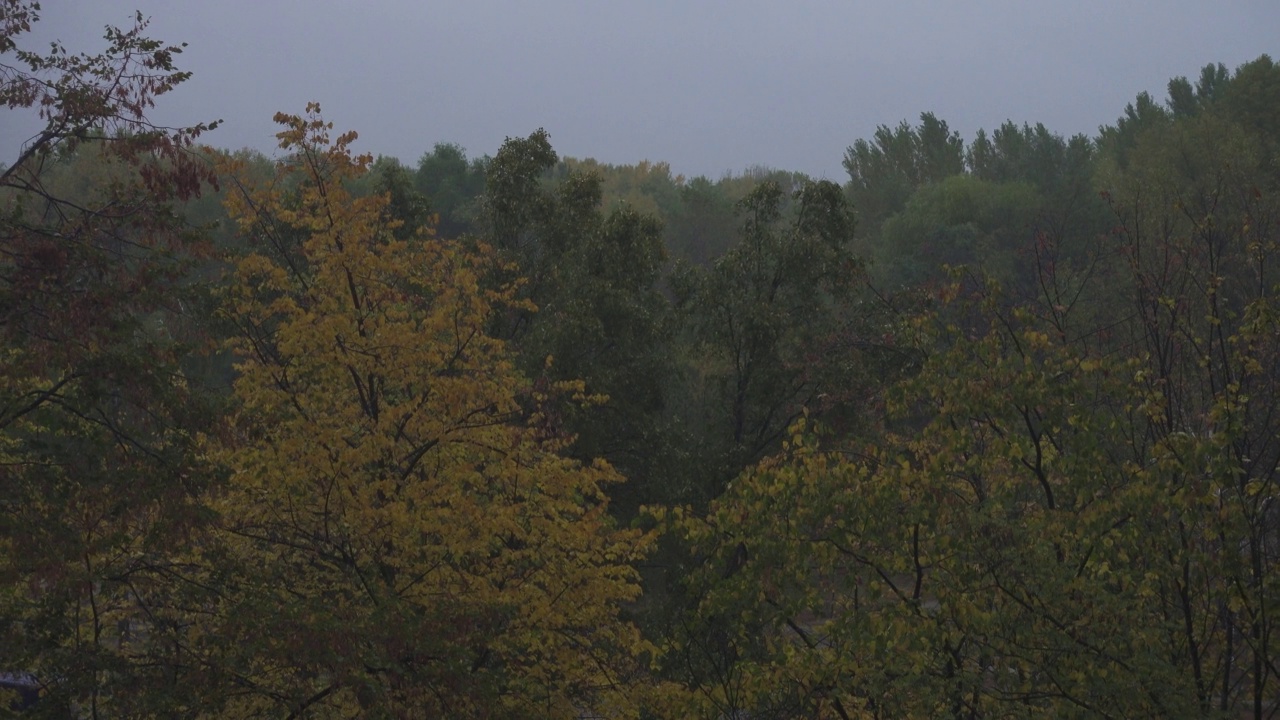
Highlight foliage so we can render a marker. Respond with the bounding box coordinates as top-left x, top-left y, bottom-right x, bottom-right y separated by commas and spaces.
205, 106, 653, 718
967, 122, 1094, 193
414, 142, 487, 238
1, 3, 219, 196
664, 176, 743, 266
548, 159, 803, 267
670, 178, 866, 505
556, 158, 684, 220
660, 63, 1280, 714
368, 155, 434, 241
1, 4, 221, 714
874, 175, 1040, 289
856, 118, 1109, 301
843, 113, 965, 230
666, 258, 1280, 717
479, 130, 677, 515
6, 10, 1280, 714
